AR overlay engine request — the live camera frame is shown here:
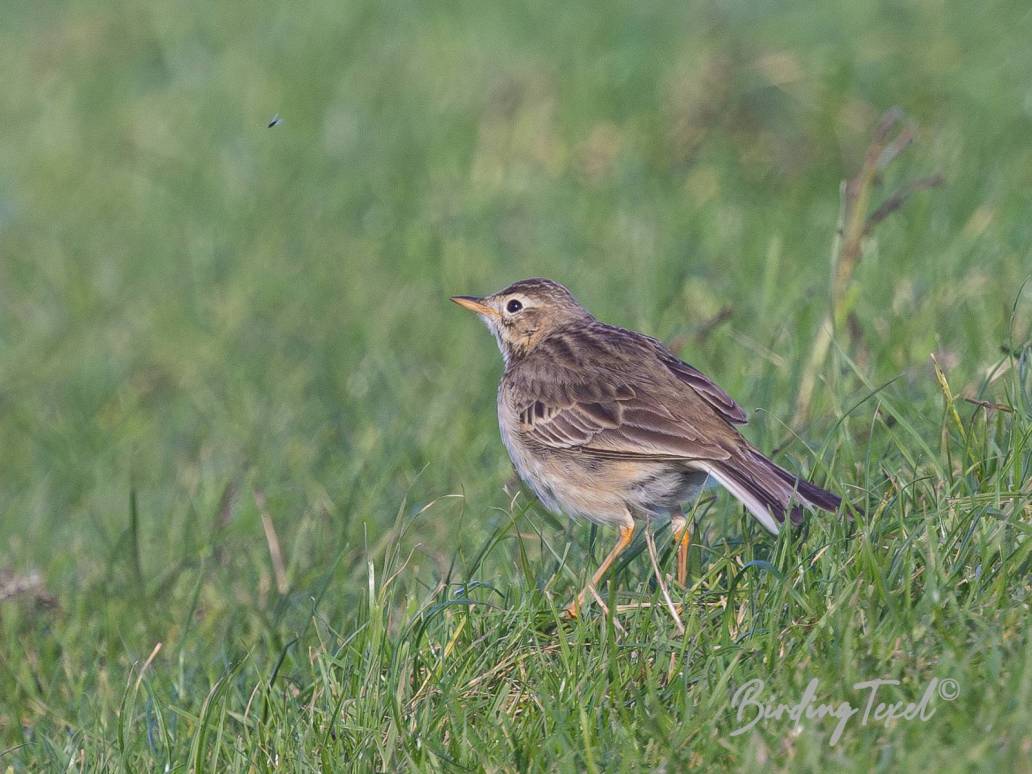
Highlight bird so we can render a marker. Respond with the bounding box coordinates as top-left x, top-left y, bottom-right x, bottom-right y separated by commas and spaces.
451, 277, 841, 618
